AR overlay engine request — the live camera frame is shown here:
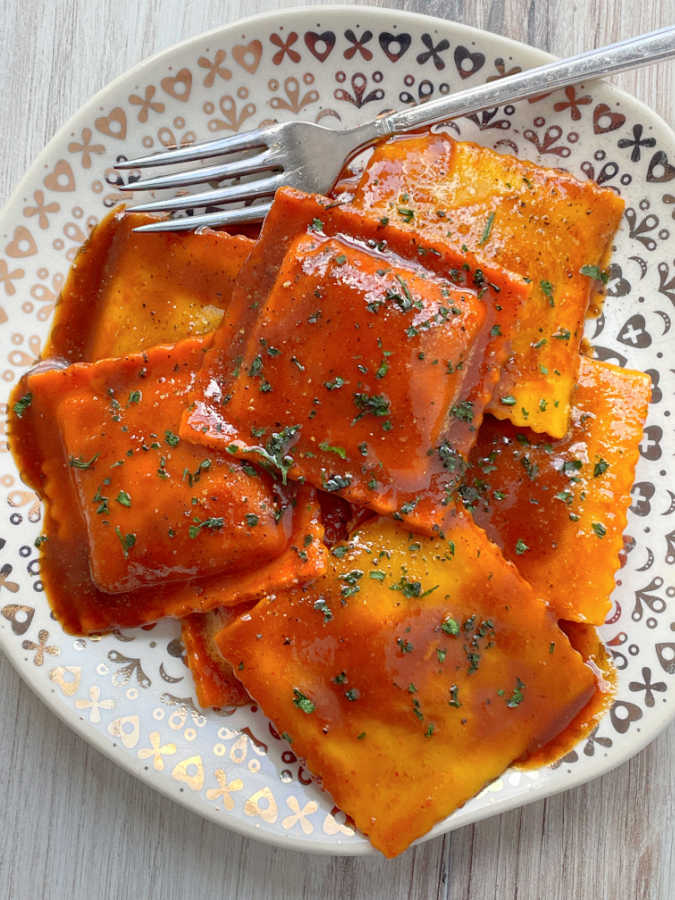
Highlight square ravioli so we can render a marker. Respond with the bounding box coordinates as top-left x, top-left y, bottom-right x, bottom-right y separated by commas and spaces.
45, 206, 253, 362
351, 132, 625, 438
463, 356, 650, 623
11, 337, 326, 632
182, 607, 253, 708
181, 187, 530, 533
216, 514, 596, 857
